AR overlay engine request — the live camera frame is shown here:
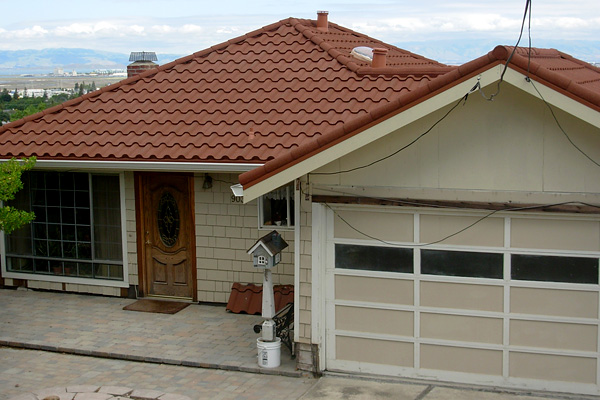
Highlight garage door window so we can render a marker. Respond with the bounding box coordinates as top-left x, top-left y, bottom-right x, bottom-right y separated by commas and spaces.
421, 249, 503, 279
335, 244, 413, 273
511, 254, 598, 284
